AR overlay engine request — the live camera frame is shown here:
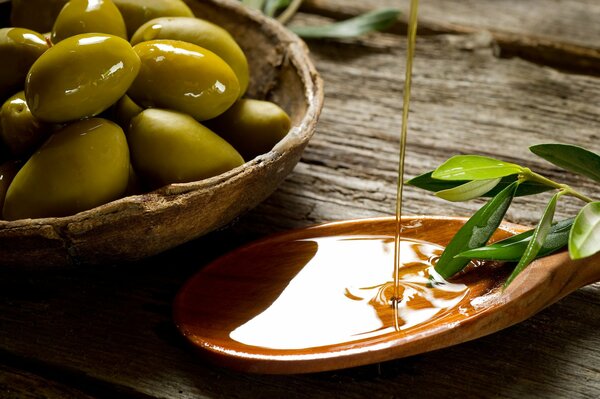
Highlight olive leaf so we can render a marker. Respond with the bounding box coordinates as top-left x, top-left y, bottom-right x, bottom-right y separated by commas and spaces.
407, 172, 550, 197
456, 218, 572, 261
504, 192, 560, 287
432, 155, 524, 181
435, 178, 501, 202
264, 0, 291, 16
434, 181, 519, 279
569, 202, 600, 259
530, 144, 600, 184
290, 8, 400, 39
